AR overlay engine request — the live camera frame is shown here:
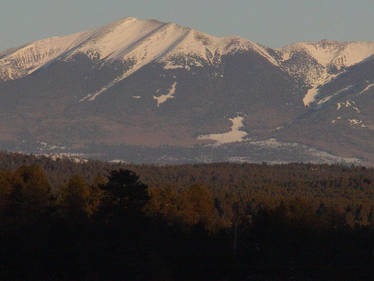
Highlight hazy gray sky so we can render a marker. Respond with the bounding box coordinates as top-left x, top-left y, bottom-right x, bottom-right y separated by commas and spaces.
1, 0, 374, 51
